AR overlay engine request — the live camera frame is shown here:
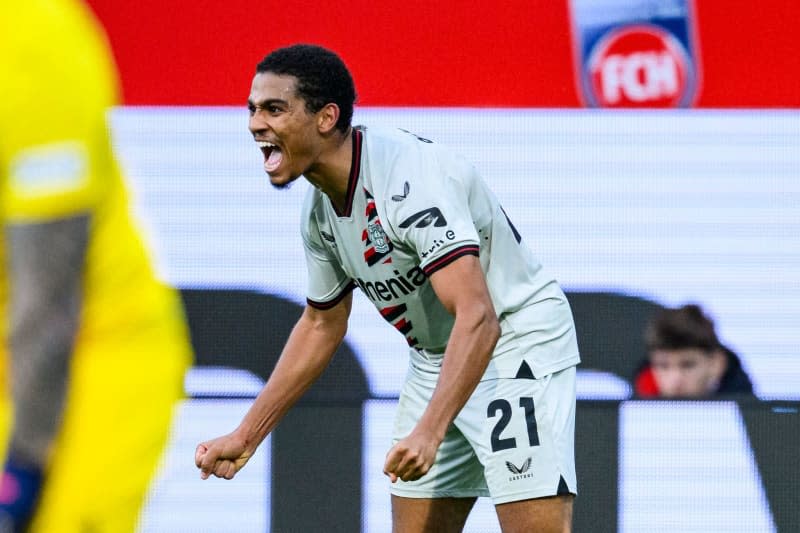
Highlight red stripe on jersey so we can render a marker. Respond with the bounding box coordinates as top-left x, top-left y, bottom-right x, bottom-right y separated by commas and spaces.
395, 318, 412, 334
380, 304, 407, 321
